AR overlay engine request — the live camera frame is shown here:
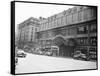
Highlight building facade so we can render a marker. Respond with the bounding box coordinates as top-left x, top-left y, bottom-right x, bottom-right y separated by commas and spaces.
18, 6, 97, 60
17, 17, 39, 48
36, 6, 97, 59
